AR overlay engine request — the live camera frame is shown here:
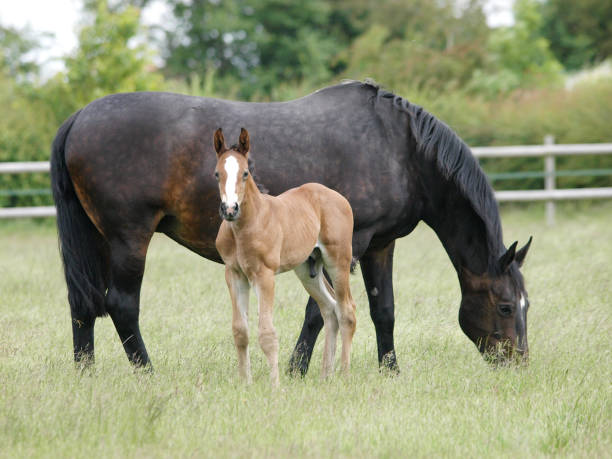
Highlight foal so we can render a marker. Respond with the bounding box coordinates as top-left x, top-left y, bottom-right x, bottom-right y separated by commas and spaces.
213, 128, 357, 386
